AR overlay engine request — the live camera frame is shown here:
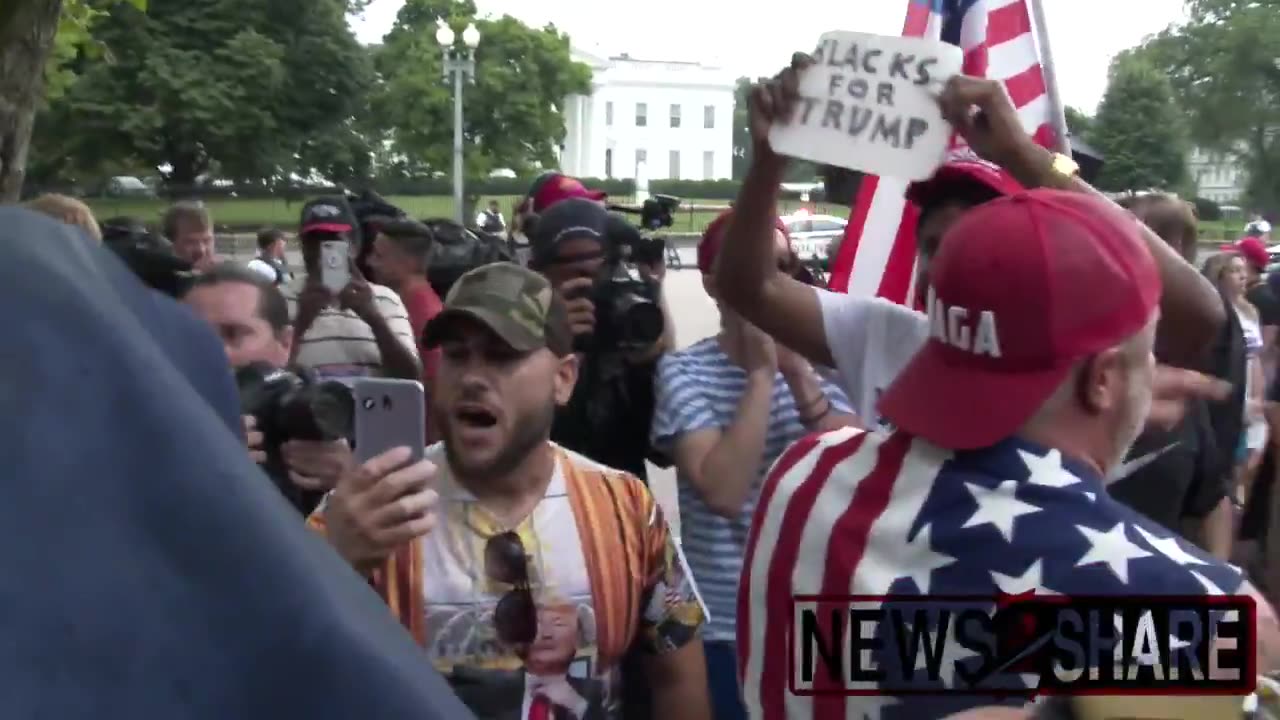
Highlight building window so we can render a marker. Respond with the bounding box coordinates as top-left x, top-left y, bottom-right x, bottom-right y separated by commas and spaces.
669, 150, 681, 179
703, 151, 714, 179
704, 105, 715, 129
636, 103, 647, 127
636, 149, 647, 172
670, 104, 681, 128
606, 102, 613, 126
605, 149, 613, 178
